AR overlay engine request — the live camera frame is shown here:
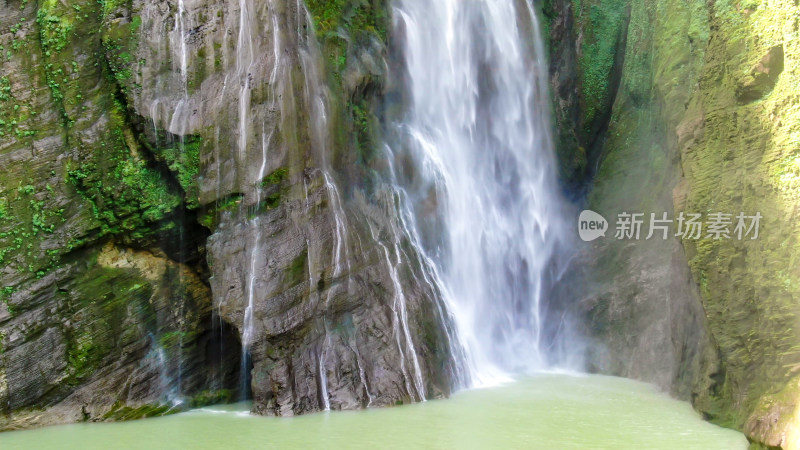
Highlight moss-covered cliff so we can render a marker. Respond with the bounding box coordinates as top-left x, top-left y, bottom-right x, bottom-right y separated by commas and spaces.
0, 0, 242, 428
679, 2, 800, 446
4, 0, 797, 443
547, 0, 800, 447
1, 0, 460, 427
